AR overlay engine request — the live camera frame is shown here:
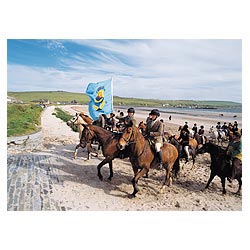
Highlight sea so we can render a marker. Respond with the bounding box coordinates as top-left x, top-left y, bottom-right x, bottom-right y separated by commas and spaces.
115, 105, 242, 125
